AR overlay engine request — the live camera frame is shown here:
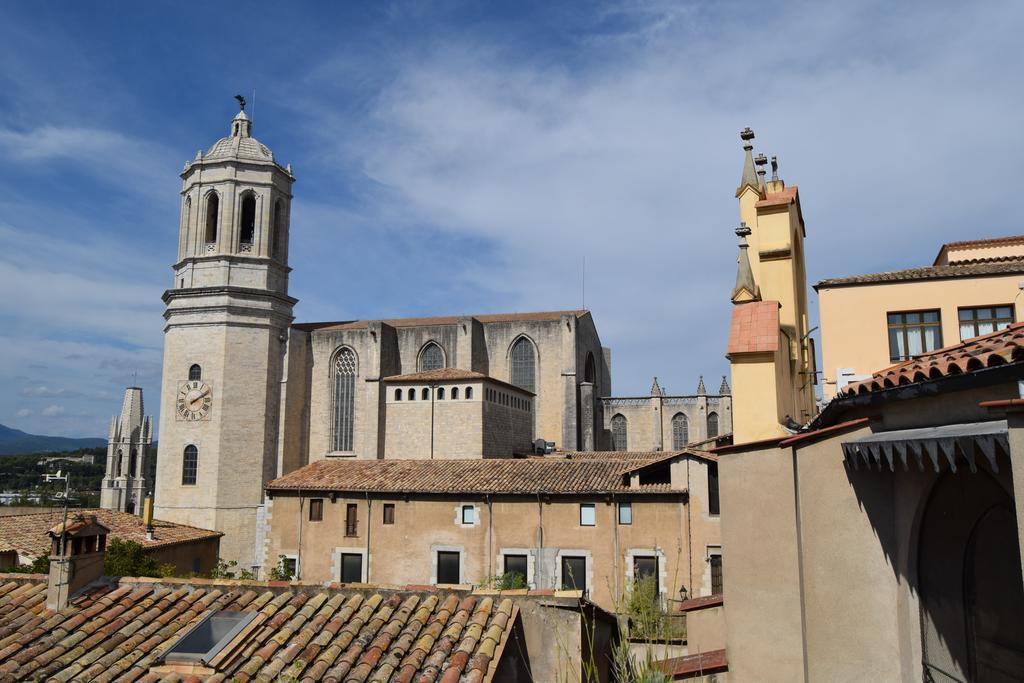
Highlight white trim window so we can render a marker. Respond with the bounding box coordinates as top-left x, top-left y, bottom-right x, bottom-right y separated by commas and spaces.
580, 503, 596, 527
